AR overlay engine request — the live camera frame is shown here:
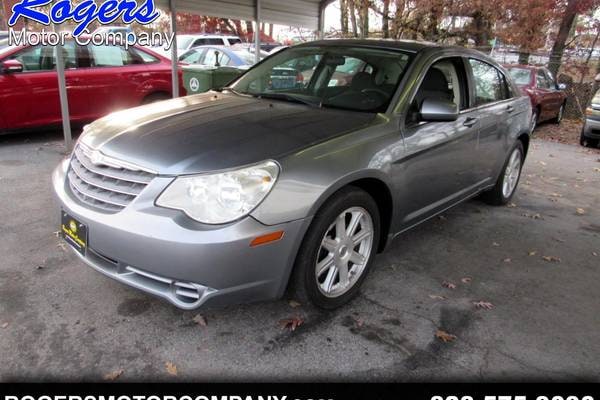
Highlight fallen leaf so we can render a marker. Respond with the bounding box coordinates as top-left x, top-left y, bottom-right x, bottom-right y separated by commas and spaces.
288, 300, 301, 308
575, 208, 586, 215
503, 258, 512, 263
592, 252, 598, 257
473, 301, 494, 310
594, 167, 600, 172
539, 161, 547, 166
165, 362, 178, 376
438, 215, 447, 221
192, 314, 207, 327
442, 281, 456, 289
1, 322, 8, 329
461, 277, 472, 284
522, 213, 542, 220
429, 294, 446, 300
435, 329, 457, 343
35, 265, 44, 270
507, 202, 517, 208
553, 237, 566, 243
53, 231, 61, 237
492, 242, 500, 247
542, 255, 561, 263
528, 250, 537, 256
550, 193, 562, 198
57, 243, 67, 251
353, 317, 364, 327
103, 369, 123, 381
279, 317, 304, 331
